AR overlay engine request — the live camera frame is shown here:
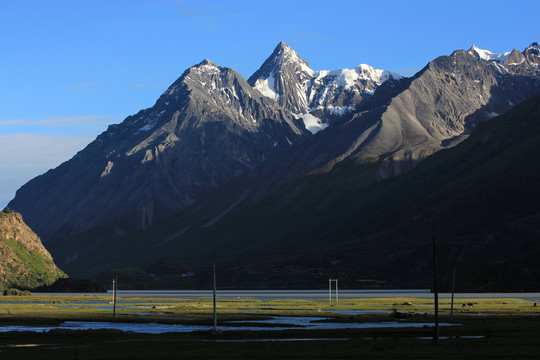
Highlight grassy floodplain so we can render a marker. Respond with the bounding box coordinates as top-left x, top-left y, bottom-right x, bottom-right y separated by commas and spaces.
0, 295, 539, 359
